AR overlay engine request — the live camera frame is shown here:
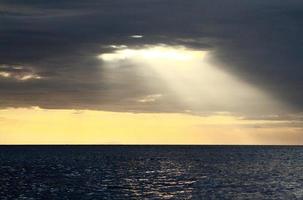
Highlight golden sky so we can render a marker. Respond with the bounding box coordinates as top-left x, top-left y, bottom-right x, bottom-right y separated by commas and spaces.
1, 1, 303, 145
0, 107, 301, 145
1, 46, 301, 144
